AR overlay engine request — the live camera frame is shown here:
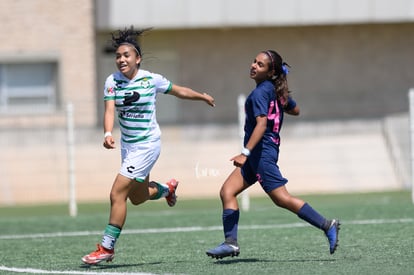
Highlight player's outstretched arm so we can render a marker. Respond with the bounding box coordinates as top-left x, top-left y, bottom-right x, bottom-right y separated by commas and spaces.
169, 84, 215, 107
